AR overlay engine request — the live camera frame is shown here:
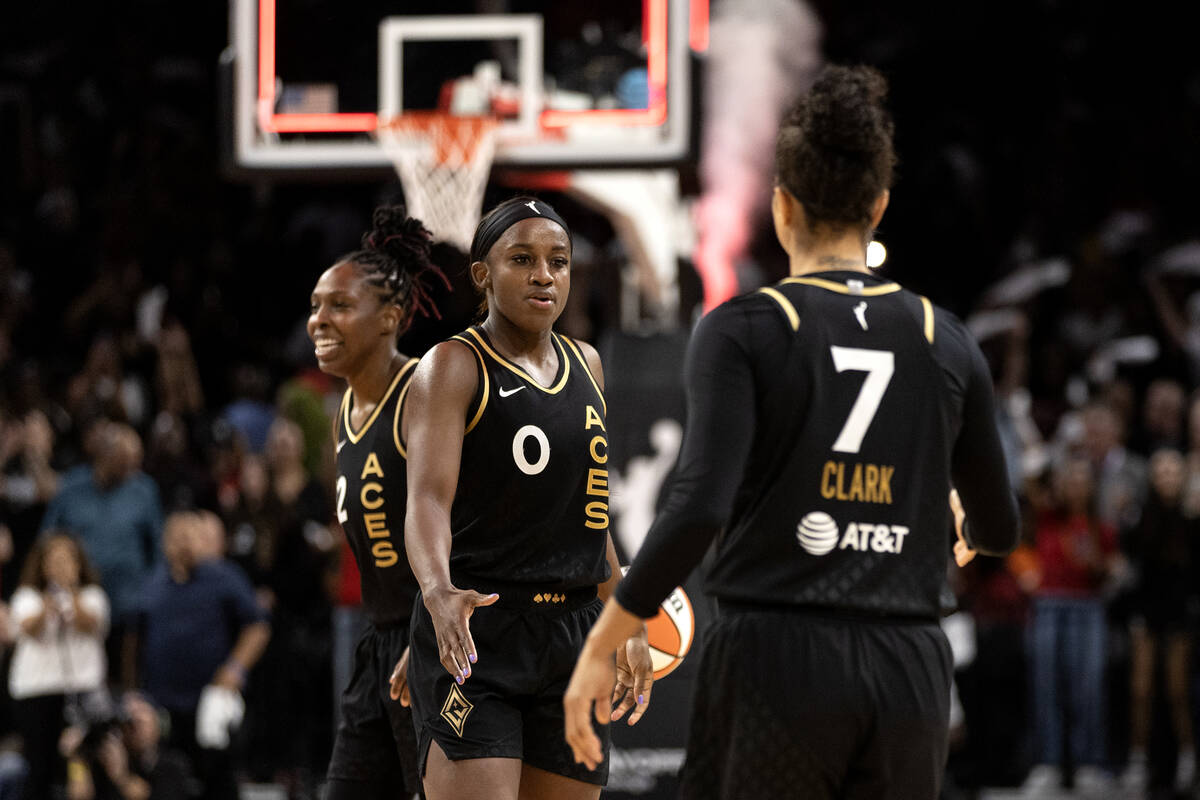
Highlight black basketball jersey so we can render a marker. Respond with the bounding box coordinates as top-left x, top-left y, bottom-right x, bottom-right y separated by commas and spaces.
445, 326, 611, 589
708, 273, 960, 617
335, 359, 420, 628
